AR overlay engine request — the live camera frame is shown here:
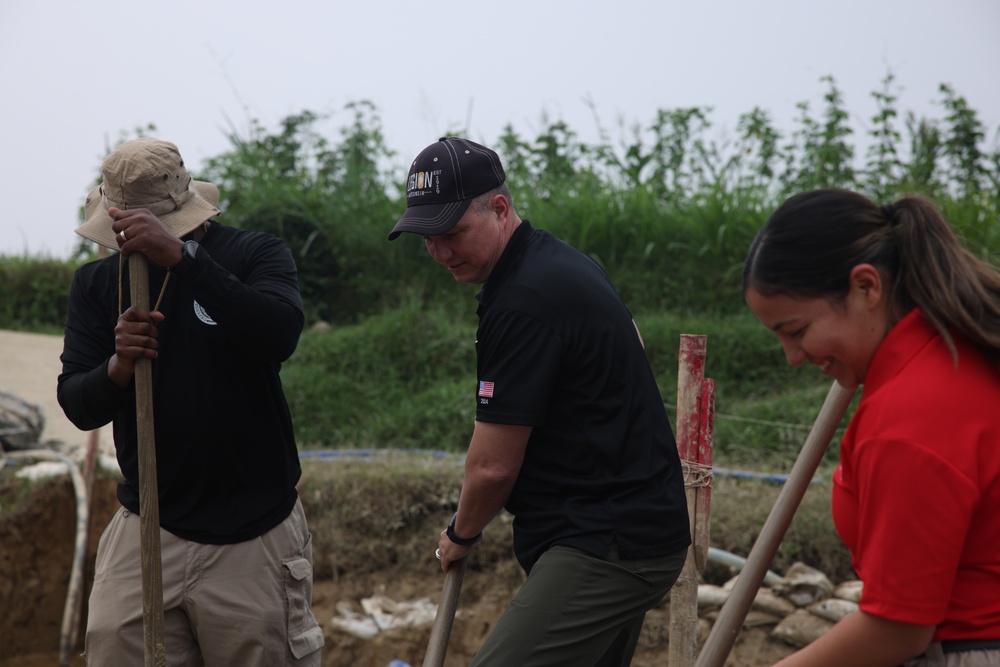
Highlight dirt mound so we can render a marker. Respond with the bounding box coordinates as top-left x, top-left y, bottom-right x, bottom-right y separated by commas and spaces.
0, 471, 799, 666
